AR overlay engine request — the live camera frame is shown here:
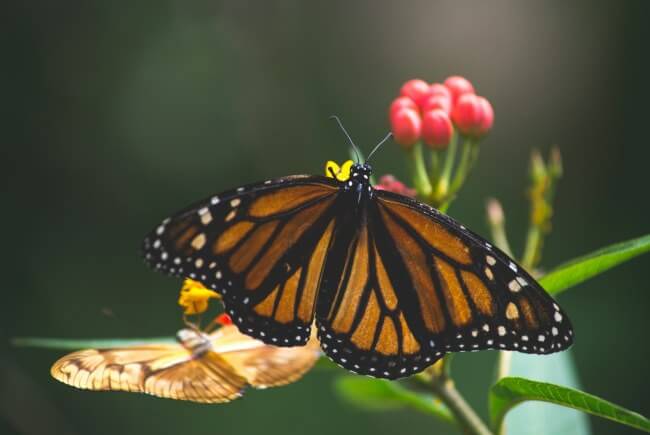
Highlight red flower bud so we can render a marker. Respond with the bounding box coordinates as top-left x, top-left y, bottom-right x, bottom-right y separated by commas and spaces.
215, 313, 233, 326
400, 79, 431, 107
390, 108, 421, 149
420, 94, 452, 114
451, 94, 494, 138
429, 83, 452, 100
444, 75, 475, 104
389, 96, 418, 118
476, 96, 494, 135
374, 175, 417, 198
422, 109, 454, 149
